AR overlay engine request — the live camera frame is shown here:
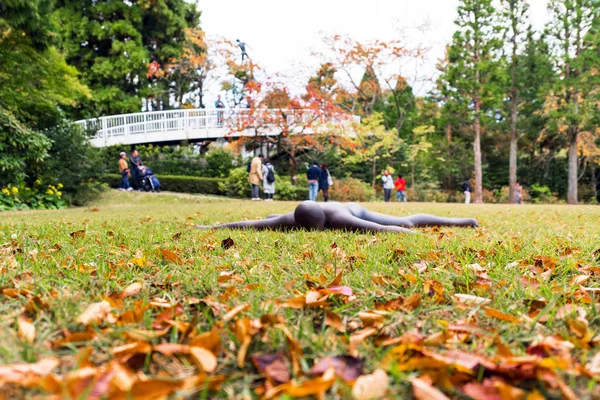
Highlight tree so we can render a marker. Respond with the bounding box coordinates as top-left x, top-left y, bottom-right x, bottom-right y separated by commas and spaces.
0, 109, 51, 187
55, 0, 200, 116
500, 0, 530, 203
544, 0, 597, 204
444, 0, 505, 203
320, 34, 422, 129
146, 28, 212, 108
342, 113, 403, 186
406, 125, 434, 191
